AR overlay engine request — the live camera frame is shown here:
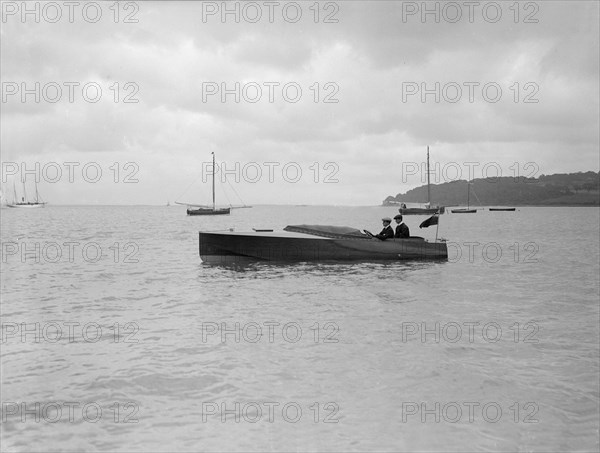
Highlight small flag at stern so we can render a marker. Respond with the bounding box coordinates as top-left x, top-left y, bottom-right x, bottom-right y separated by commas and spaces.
419, 215, 439, 229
